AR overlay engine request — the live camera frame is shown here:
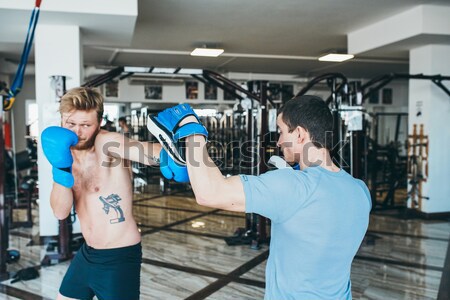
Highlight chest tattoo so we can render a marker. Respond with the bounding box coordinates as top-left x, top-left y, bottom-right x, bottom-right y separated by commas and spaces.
98, 194, 125, 224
